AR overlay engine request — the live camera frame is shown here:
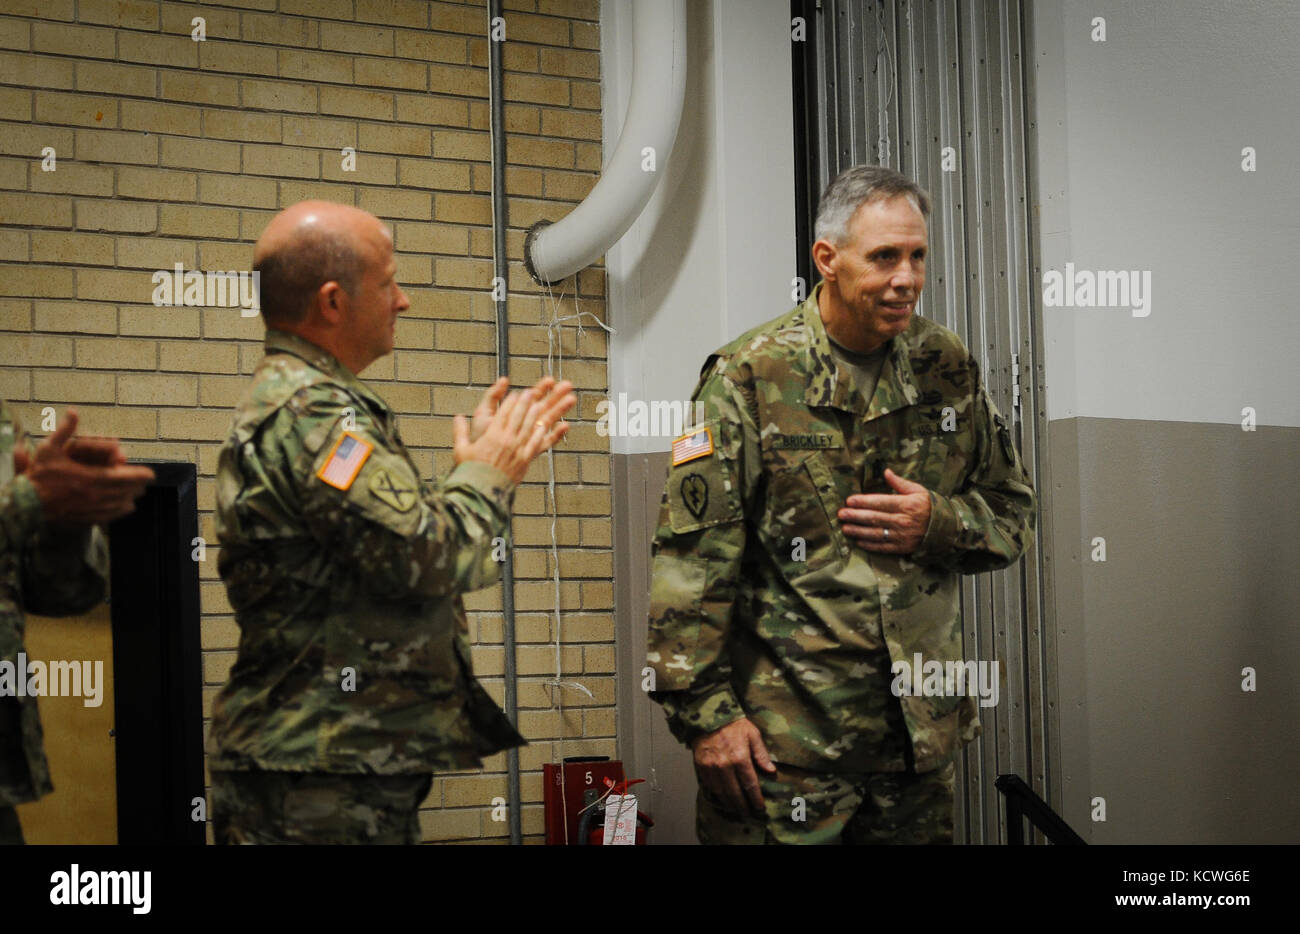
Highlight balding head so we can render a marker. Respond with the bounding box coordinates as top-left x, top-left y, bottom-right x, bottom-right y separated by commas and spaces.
252, 201, 409, 374
253, 201, 386, 328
